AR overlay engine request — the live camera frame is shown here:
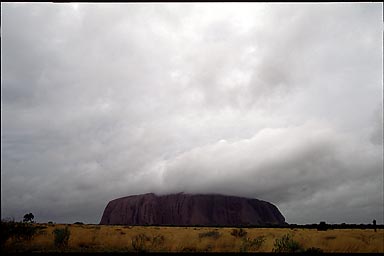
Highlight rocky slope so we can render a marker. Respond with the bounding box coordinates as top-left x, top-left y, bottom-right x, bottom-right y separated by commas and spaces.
100, 193, 286, 226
